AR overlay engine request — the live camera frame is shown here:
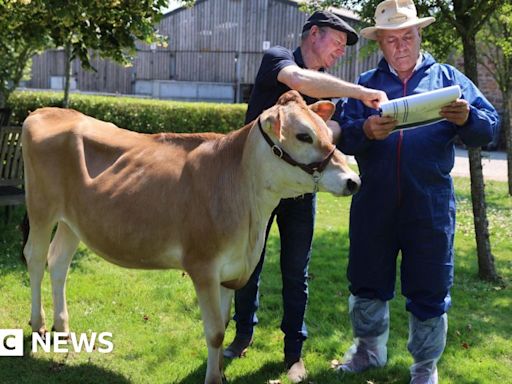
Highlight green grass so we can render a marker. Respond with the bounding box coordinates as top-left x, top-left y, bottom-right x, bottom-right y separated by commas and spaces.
0, 177, 510, 383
